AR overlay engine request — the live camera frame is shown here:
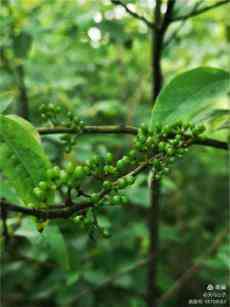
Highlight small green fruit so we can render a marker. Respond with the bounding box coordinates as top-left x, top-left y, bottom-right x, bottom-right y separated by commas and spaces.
66, 161, 75, 174
73, 166, 85, 179
111, 195, 120, 205
103, 180, 112, 189
38, 181, 48, 191
33, 187, 43, 199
